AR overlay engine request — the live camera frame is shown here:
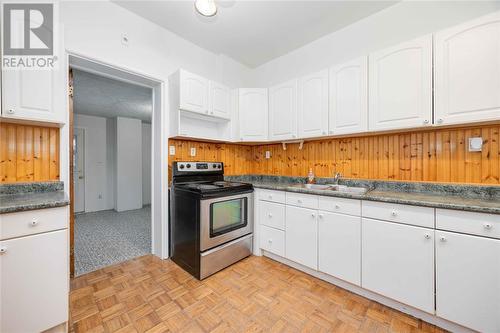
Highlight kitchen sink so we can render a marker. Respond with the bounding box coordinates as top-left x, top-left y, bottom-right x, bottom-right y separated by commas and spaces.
289, 183, 368, 194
